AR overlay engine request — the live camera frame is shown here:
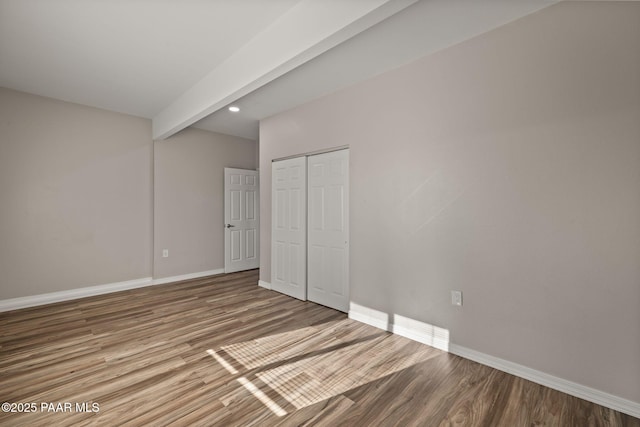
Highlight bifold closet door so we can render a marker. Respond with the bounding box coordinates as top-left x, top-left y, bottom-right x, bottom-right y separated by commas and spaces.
271, 157, 307, 300
307, 149, 349, 312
